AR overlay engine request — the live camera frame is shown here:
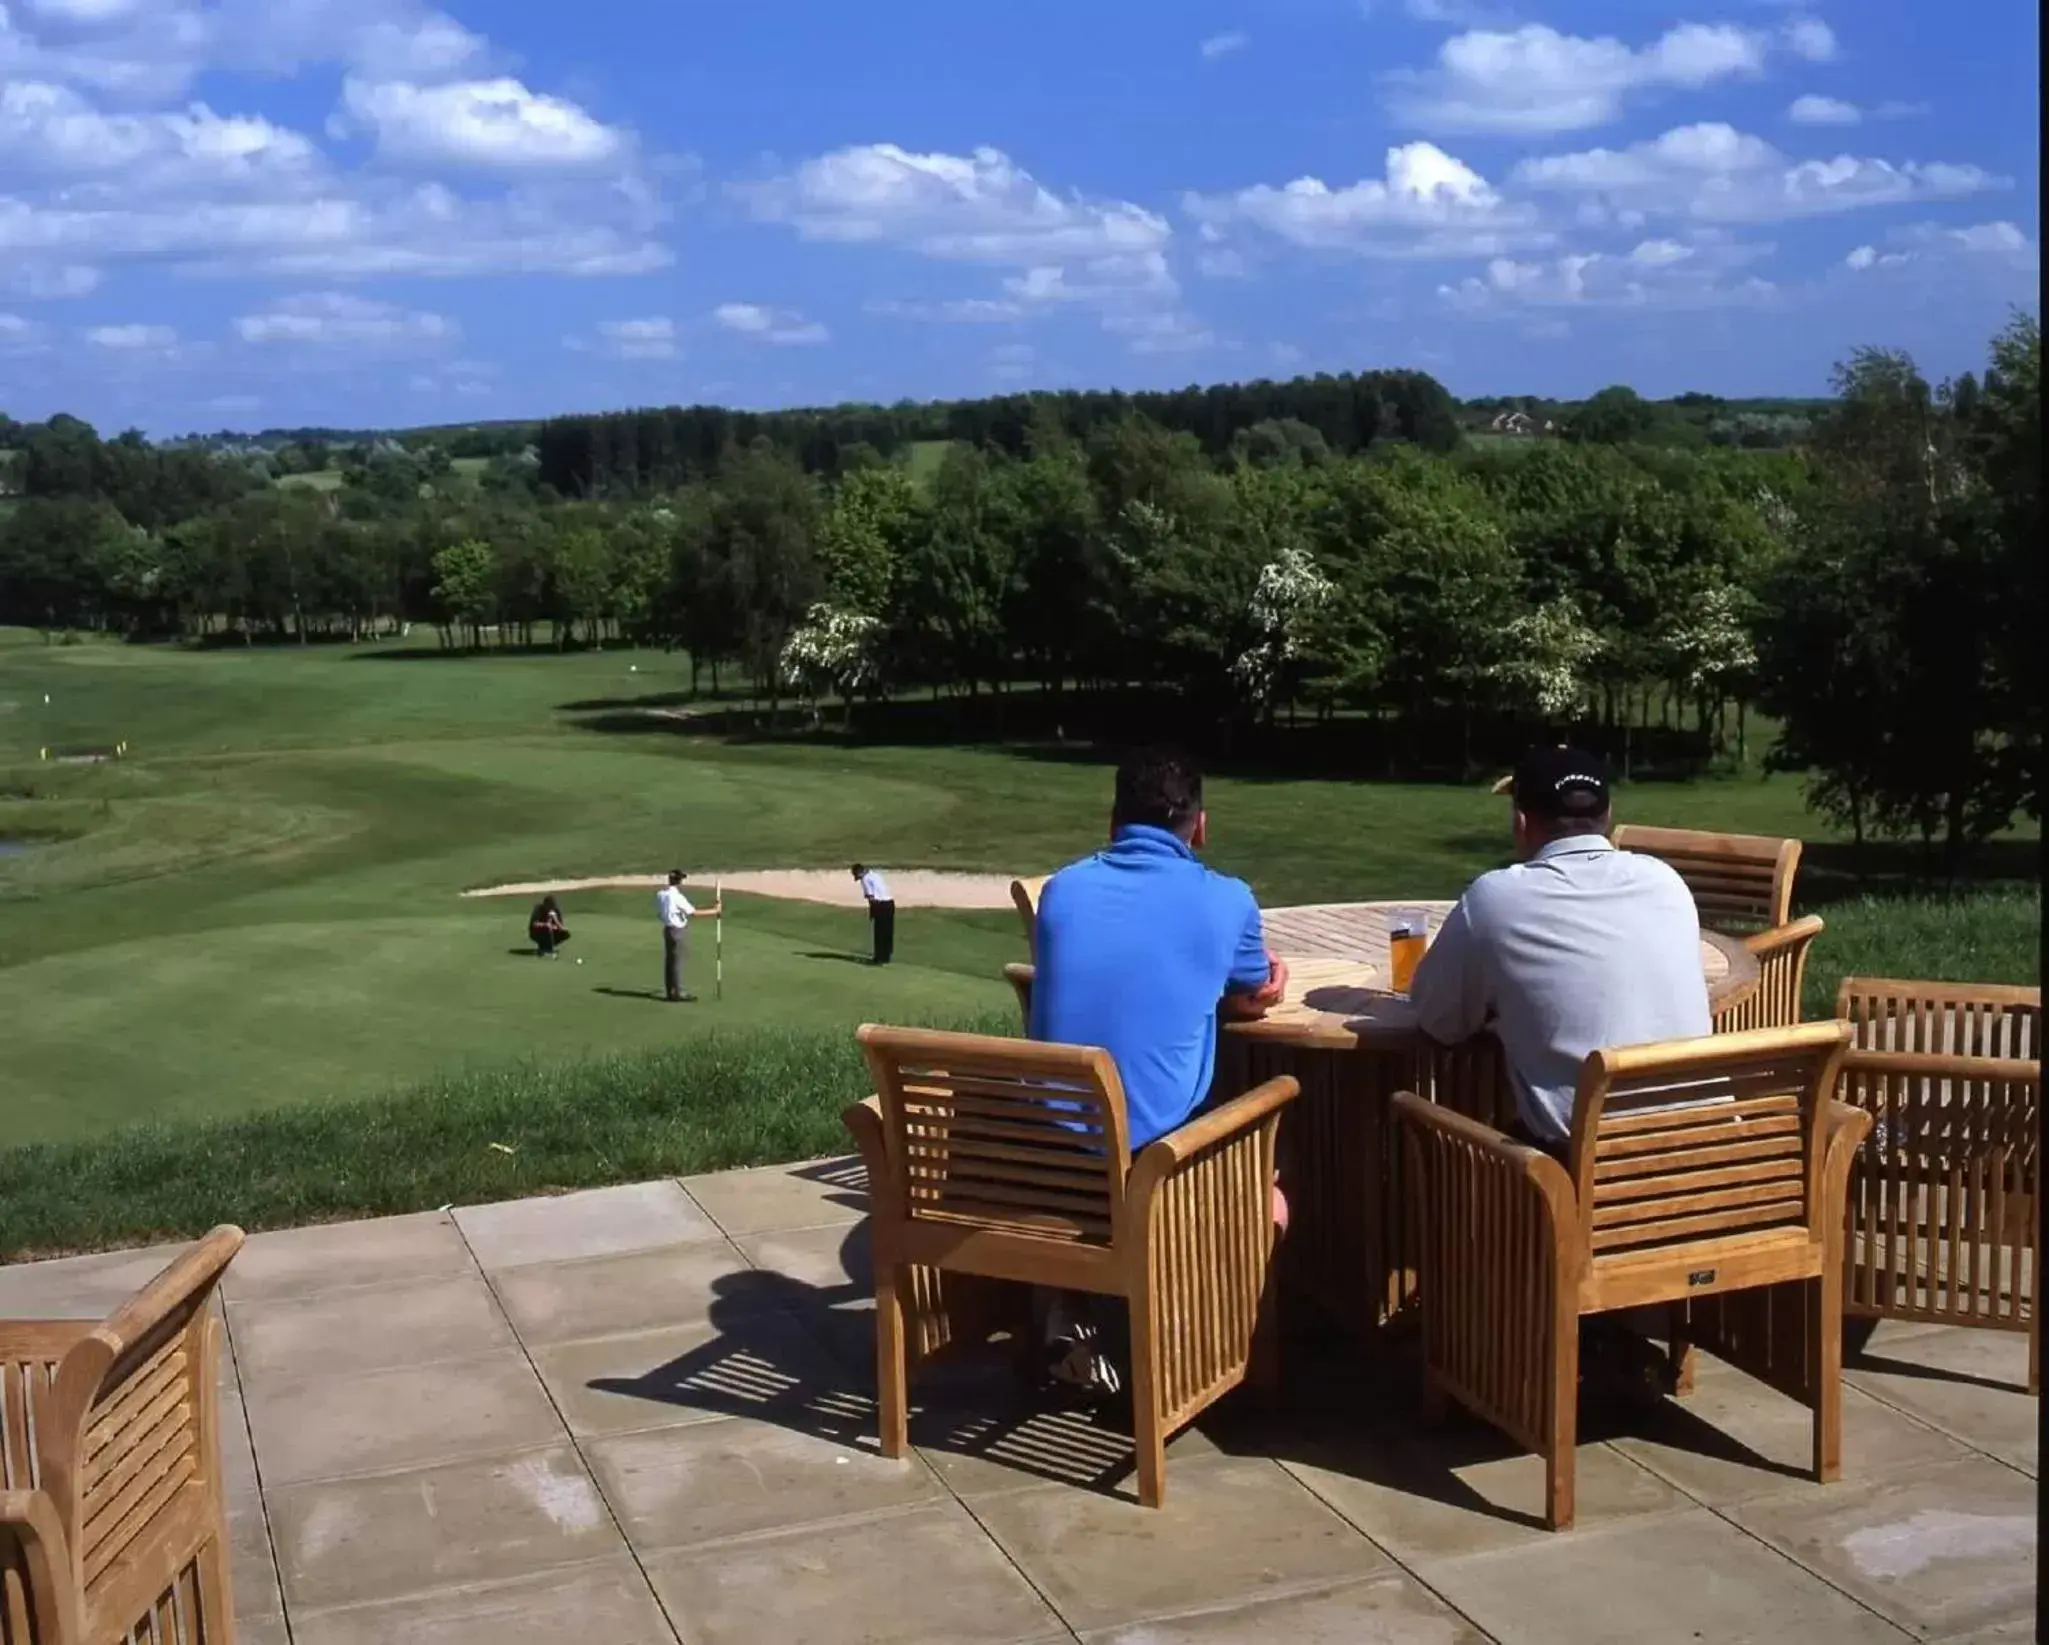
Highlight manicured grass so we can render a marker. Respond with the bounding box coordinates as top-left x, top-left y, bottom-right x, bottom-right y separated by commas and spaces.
1800, 888, 2042, 1018
0, 628, 2036, 1149
275, 468, 346, 491
0, 1013, 1007, 1261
